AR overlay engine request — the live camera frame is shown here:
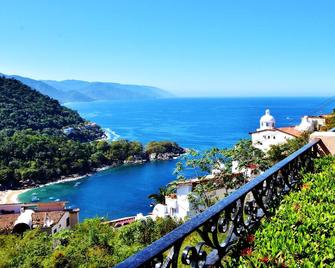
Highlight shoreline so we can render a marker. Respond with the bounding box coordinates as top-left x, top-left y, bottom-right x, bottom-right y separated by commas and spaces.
0, 165, 113, 205
0, 189, 31, 204
0, 153, 185, 205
